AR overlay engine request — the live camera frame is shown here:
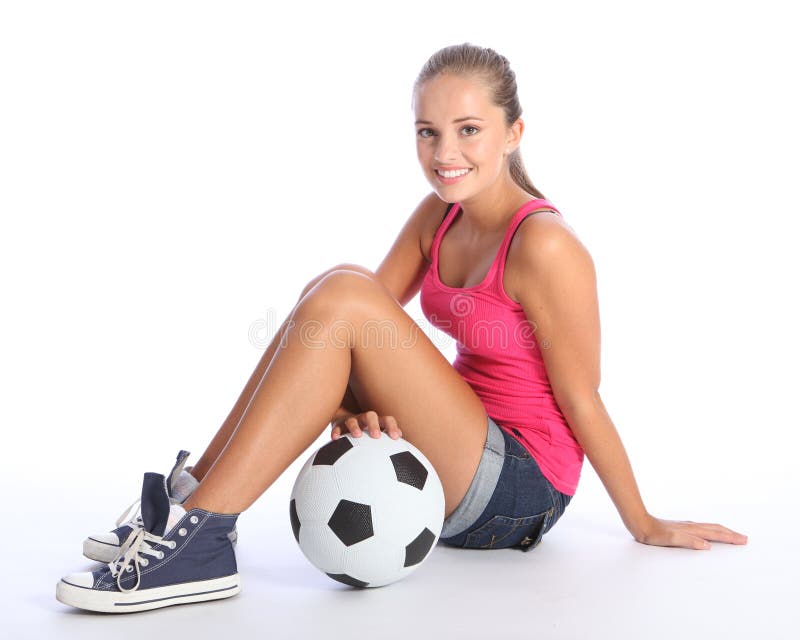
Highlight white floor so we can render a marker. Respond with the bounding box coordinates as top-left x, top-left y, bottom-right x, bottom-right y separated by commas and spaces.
3, 2, 798, 638
5, 479, 794, 640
